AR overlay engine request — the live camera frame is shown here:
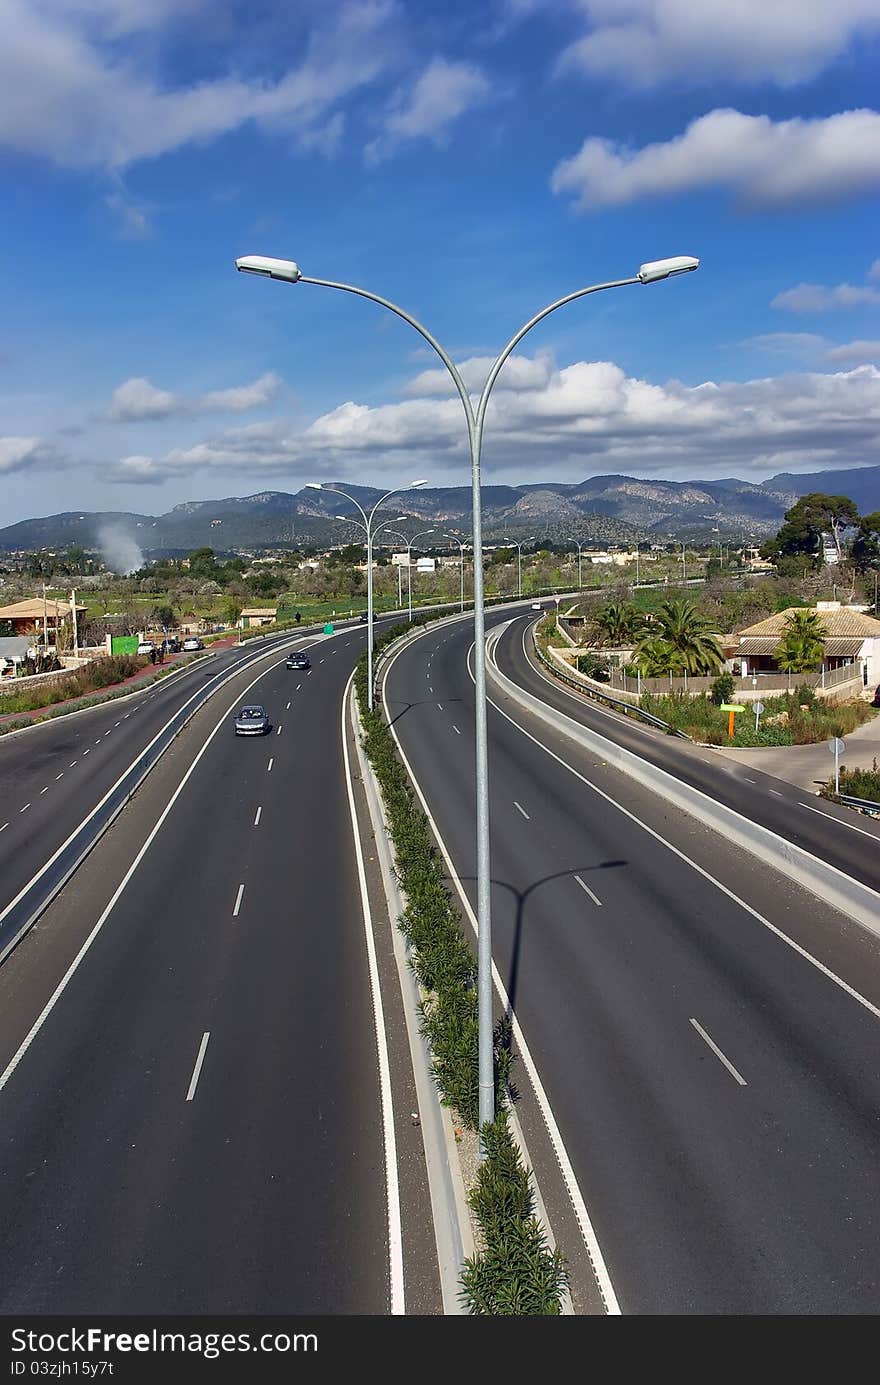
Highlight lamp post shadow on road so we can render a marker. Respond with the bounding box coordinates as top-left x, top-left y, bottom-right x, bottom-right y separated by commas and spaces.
235, 251, 700, 1151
